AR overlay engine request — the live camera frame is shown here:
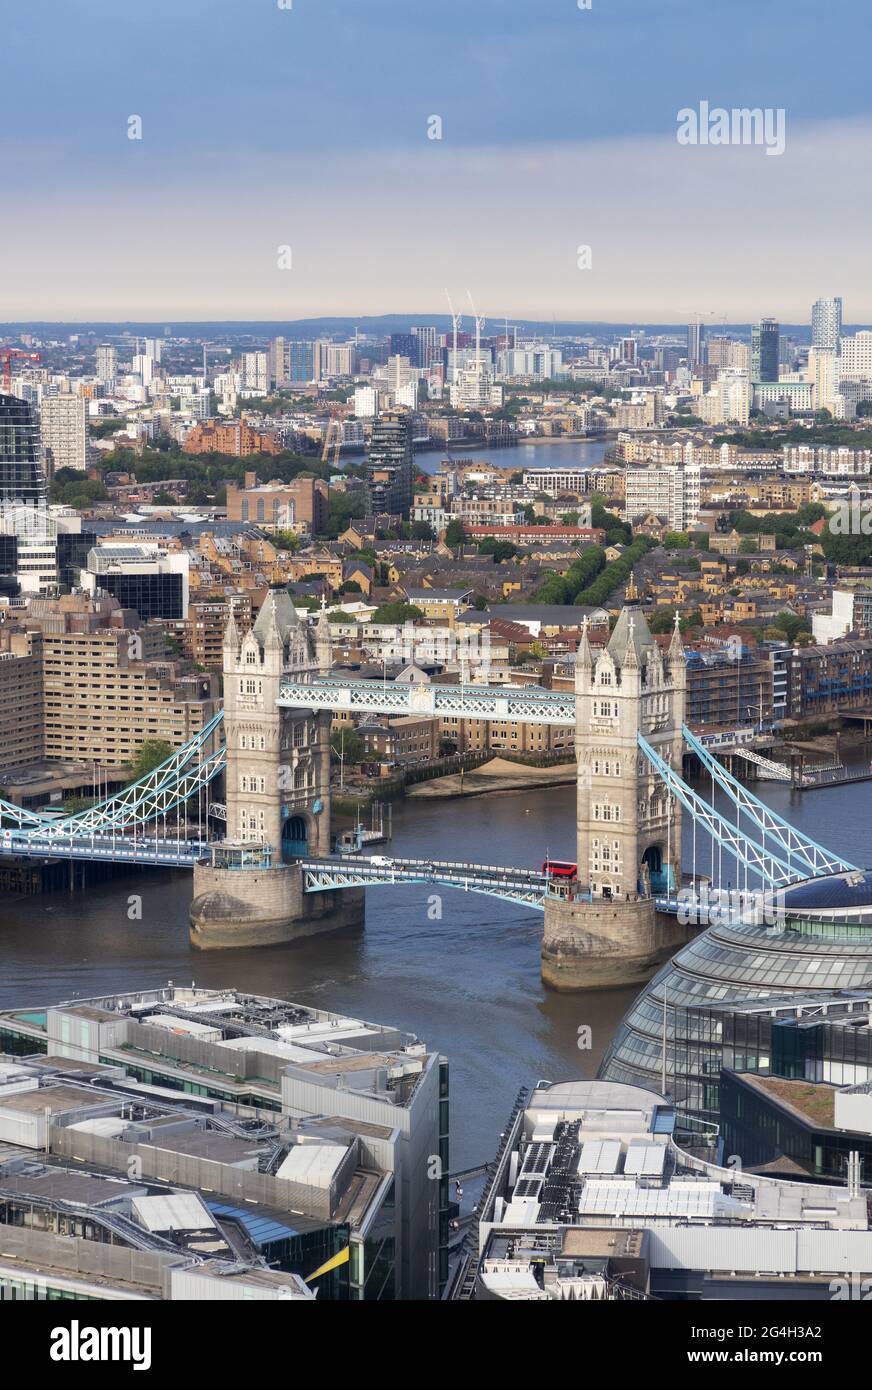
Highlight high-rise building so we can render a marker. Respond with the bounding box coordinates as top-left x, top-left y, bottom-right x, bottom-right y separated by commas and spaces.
751, 318, 780, 382
241, 351, 269, 393
686, 320, 706, 367
95, 345, 117, 386
410, 324, 438, 368
366, 410, 415, 516
270, 337, 315, 386
812, 296, 843, 354
624, 462, 701, 530
40, 393, 88, 473
0, 394, 47, 503
389, 332, 417, 362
